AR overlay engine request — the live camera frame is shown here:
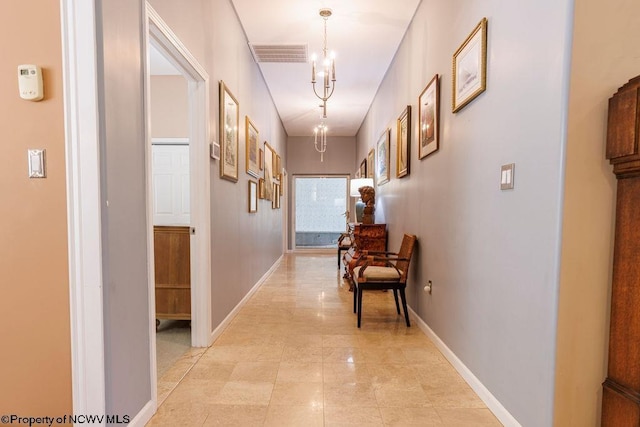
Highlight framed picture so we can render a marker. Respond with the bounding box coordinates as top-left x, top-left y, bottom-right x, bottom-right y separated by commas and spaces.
367, 149, 375, 179
360, 158, 367, 178
259, 148, 264, 170
452, 18, 488, 113
248, 180, 258, 213
274, 153, 281, 179
276, 186, 281, 209
219, 81, 239, 181
397, 105, 411, 178
263, 142, 274, 201
272, 183, 278, 209
258, 178, 265, 199
376, 129, 390, 186
245, 116, 259, 178
419, 74, 440, 159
